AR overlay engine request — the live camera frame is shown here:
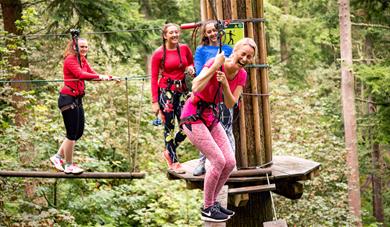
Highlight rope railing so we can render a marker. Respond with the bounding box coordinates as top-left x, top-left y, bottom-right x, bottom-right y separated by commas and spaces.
0, 77, 151, 179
